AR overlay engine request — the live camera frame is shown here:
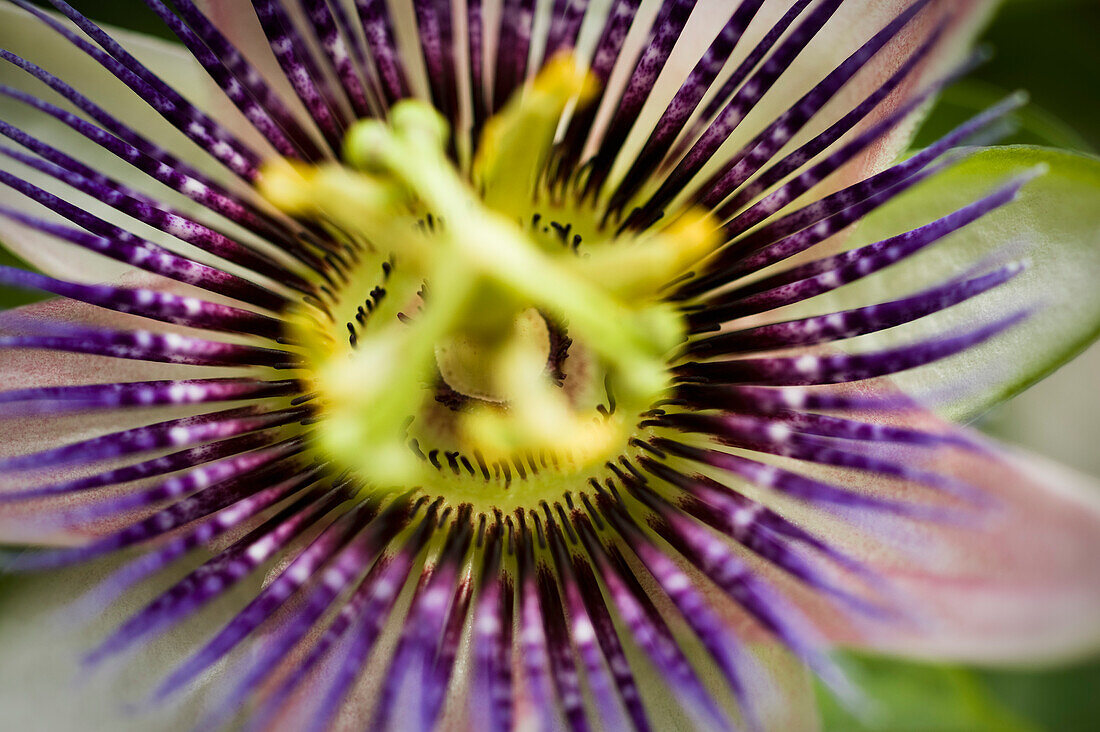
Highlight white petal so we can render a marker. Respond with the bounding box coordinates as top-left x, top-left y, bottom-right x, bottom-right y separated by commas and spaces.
981, 342, 1100, 477
0, 4, 274, 282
